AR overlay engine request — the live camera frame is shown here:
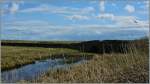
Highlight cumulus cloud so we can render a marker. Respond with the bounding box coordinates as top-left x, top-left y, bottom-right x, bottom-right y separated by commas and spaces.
124, 4, 135, 13
97, 0, 115, 20
96, 13, 149, 29
1, 0, 25, 14
9, 2, 19, 14
1, 0, 149, 40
